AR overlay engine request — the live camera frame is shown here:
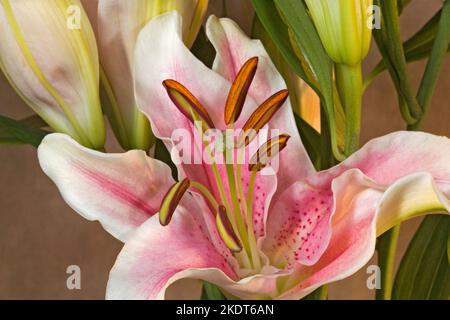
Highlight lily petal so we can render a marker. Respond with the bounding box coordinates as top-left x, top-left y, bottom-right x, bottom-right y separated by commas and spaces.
334, 131, 450, 191
106, 199, 292, 300
278, 170, 450, 299
37, 133, 174, 242
135, 11, 230, 139
278, 170, 380, 299
134, 12, 232, 190
265, 132, 450, 267
106, 201, 237, 300
375, 172, 450, 236
206, 15, 316, 189
134, 12, 277, 234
